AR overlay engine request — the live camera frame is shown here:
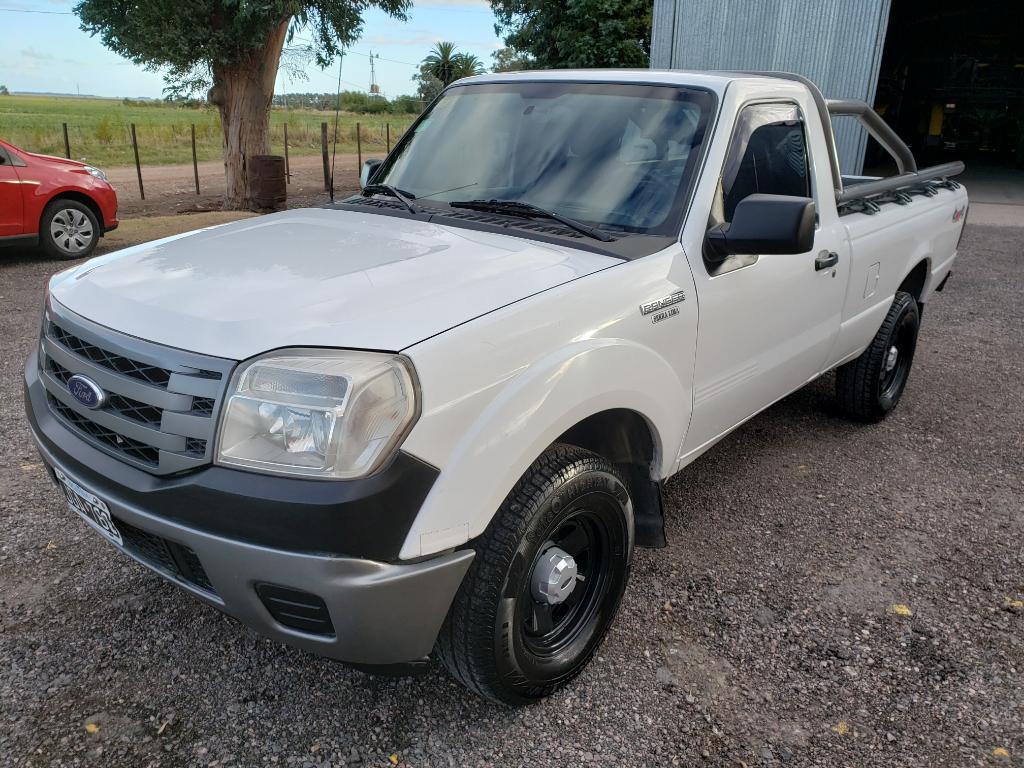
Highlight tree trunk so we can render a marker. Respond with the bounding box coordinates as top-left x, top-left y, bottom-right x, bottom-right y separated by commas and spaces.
209, 19, 289, 210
